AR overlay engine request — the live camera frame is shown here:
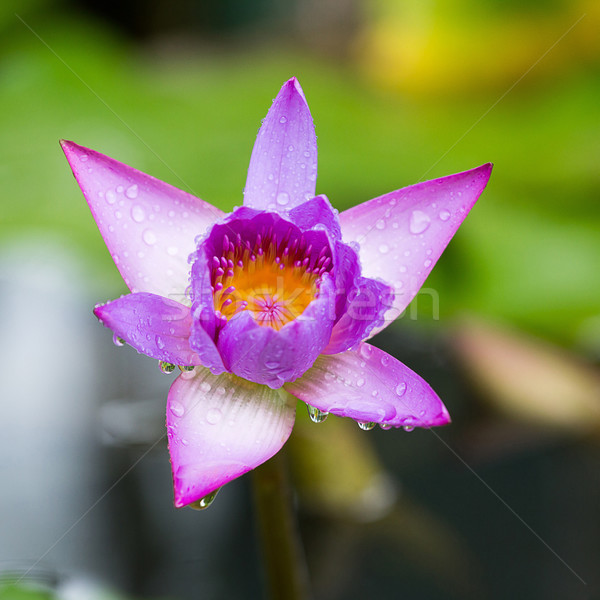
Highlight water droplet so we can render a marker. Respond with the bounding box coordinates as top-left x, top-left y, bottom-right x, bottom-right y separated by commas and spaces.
170, 401, 185, 417
395, 383, 407, 396
279, 116, 287, 124
112, 334, 125, 347
265, 361, 280, 369
287, 145, 294, 152
105, 190, 116, 205
439, 209, 451, 221
375, 219, 385, 230
79, 154, 88, 162
380, 423, 393, 430
206, 407, 223, 425
409, 210, 431, 234
156, 336, 165, 350
200, 381, 212, 393
379, 244, 389, 254
276, 192, 289, 206
178, 365, 195, 372
116, 185, 124, 193
424, 259, 432, 268
358, 421, 376, 431
189, 488, 220, 510
126, 184, 139, 199
356, 377, 365, 387
159, 361, 176, 373
307, 404, 328, 423
142, 229, 157, 245
381, 354, 390, 366
403, 425, 415, 432
131, 205, 145, 223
